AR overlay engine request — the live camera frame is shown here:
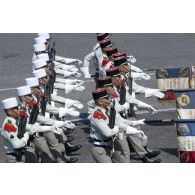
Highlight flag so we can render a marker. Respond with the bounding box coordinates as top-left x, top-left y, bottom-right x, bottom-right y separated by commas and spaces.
175, 89, 195, 119
156, 67, 191, 100
175, 119, 195, 163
